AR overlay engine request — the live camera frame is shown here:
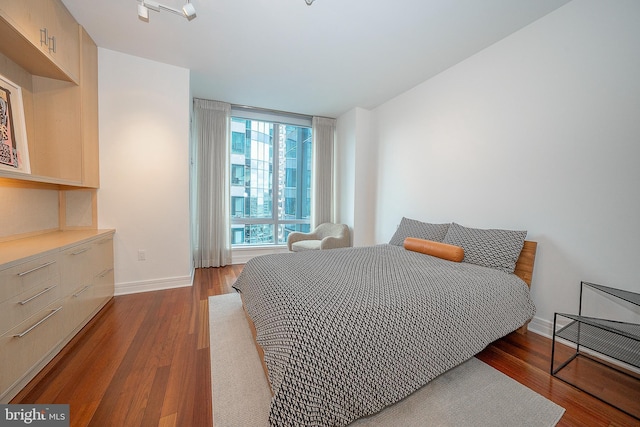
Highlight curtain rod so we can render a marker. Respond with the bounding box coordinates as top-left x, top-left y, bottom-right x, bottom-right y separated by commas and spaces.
192, 98, 335, 120
231, 104, 314, 120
